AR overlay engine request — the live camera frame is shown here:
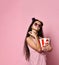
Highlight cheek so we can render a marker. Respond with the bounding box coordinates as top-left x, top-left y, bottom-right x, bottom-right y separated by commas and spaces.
37, 27, 40, 31
32, 25, 35, 28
